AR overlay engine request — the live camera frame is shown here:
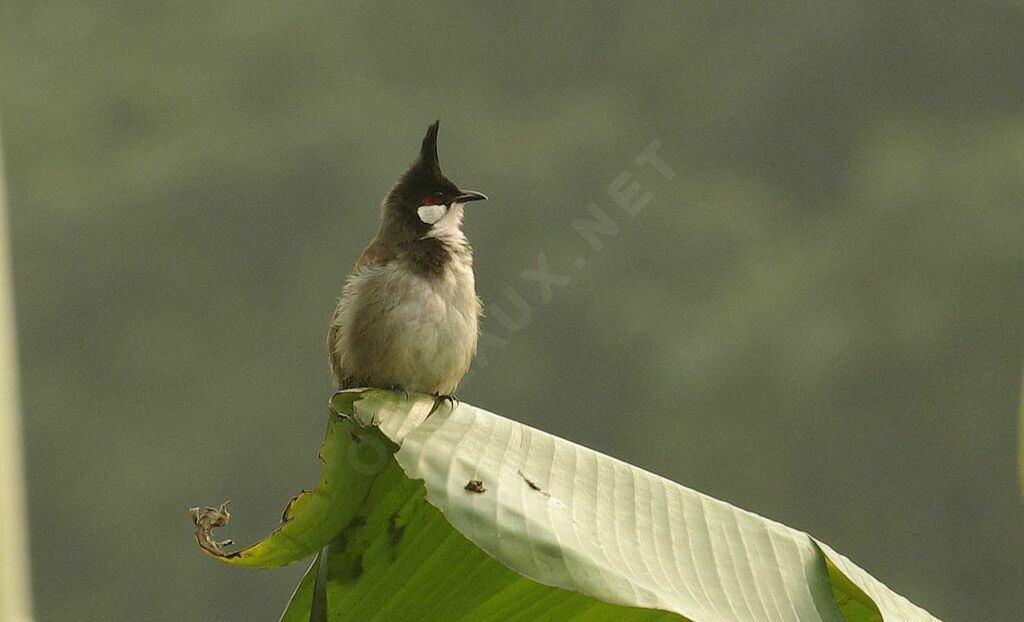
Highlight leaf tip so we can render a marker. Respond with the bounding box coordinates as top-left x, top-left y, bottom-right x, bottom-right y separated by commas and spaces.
191, 501, 237, 559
